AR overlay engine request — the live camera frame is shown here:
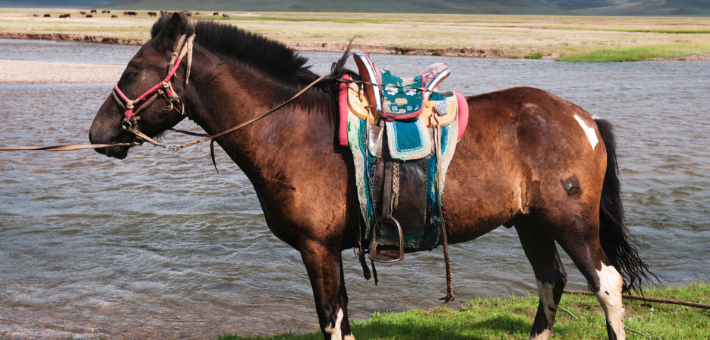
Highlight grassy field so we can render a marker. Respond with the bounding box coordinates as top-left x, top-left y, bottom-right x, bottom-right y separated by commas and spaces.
218, 283, 710, 340
1, 8, 710, 61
